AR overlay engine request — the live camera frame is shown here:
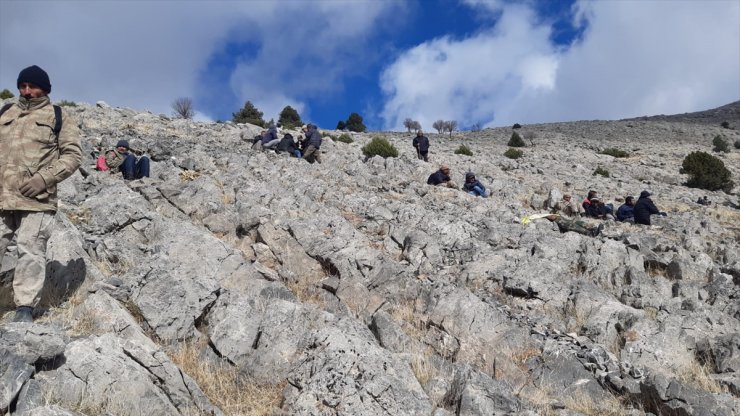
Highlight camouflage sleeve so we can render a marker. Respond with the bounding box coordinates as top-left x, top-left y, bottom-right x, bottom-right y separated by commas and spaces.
36, 108, 82, 188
